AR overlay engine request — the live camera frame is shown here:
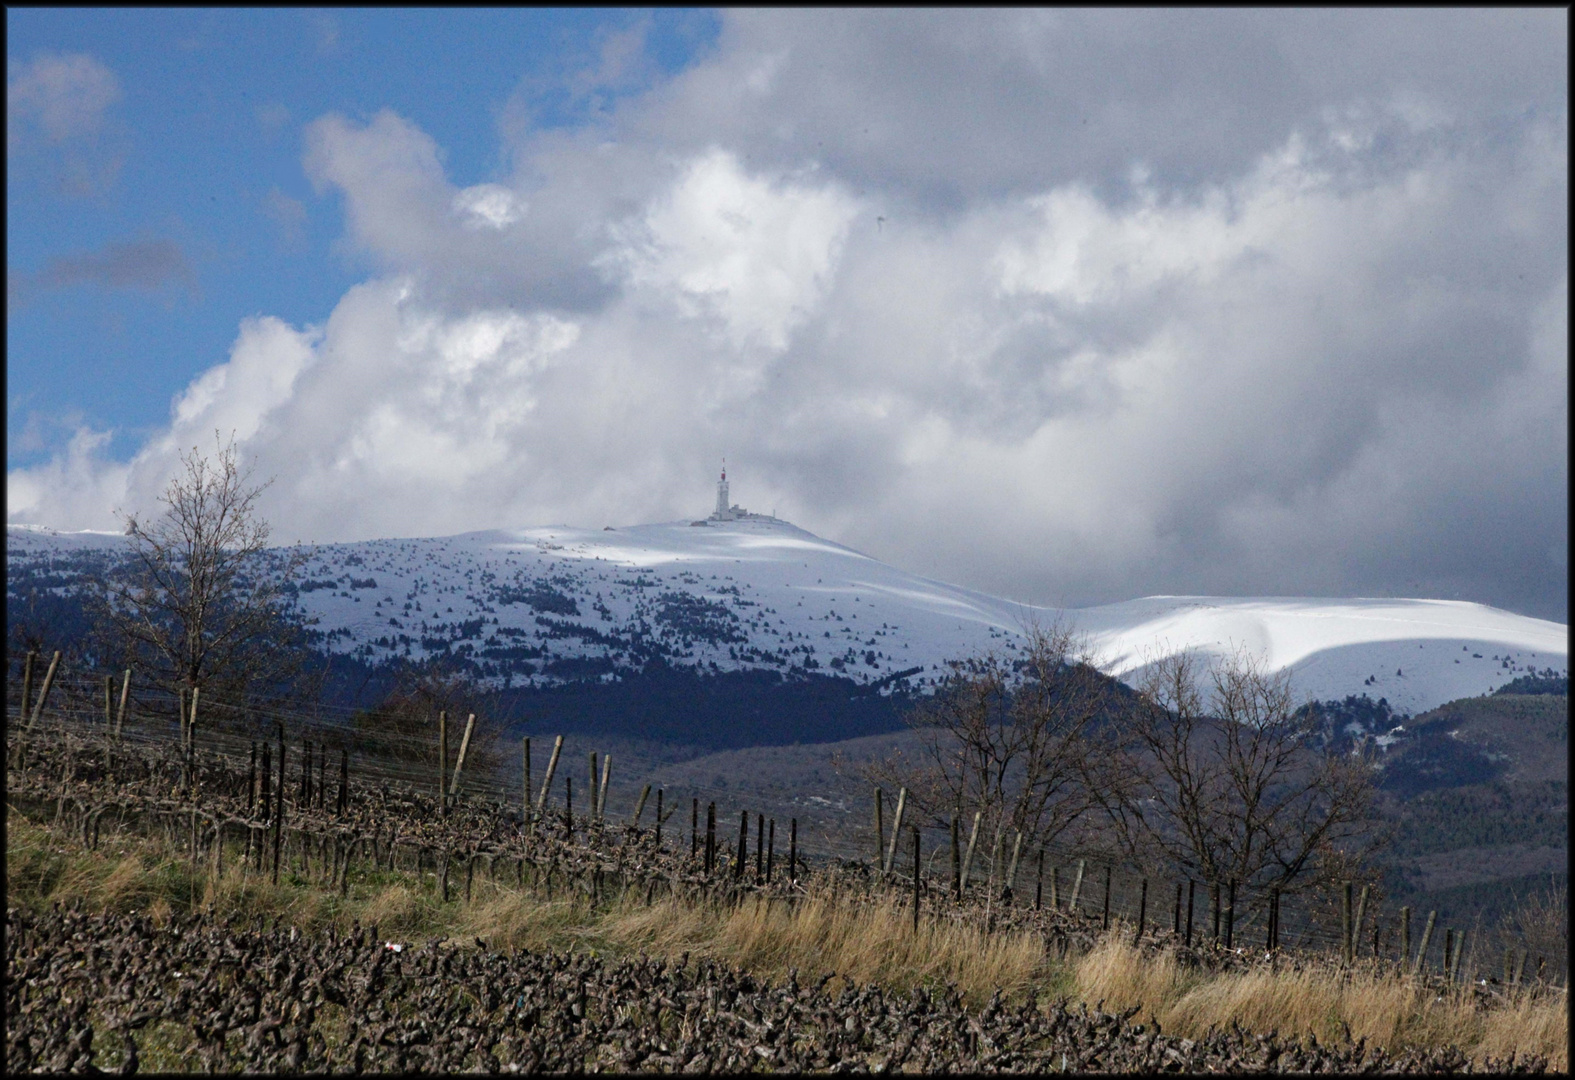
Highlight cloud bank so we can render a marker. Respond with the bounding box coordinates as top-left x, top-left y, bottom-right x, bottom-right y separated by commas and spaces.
8, 11, 1568, 620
